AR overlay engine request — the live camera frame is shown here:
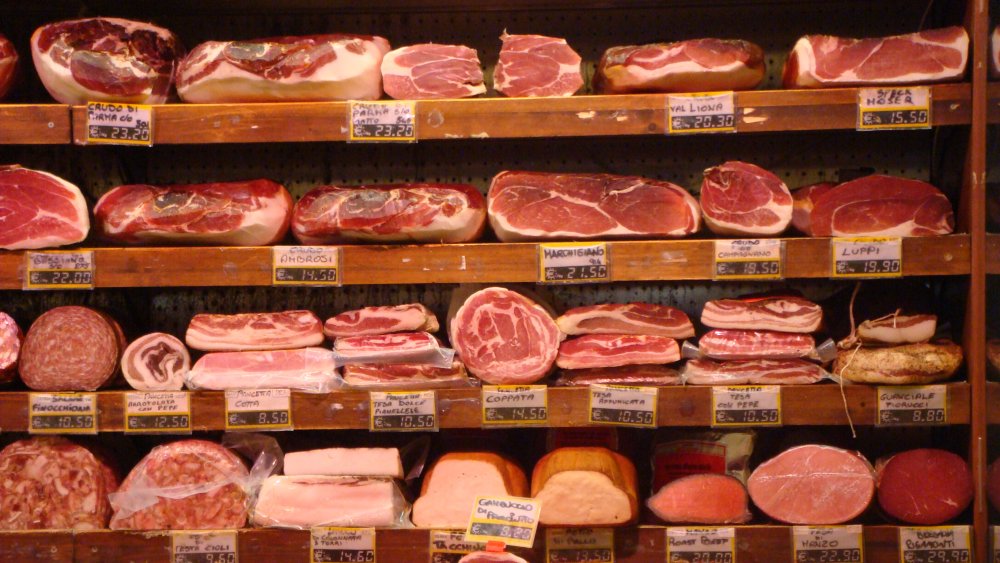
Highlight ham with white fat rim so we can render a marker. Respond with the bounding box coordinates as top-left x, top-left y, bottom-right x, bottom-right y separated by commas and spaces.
342, 361, 468, 389
556, 334, 679, 369
0, 34, 17, 100
0, 312, 22, 384
324, 304, 439, 338
186, 347, 339, 392
185, 310, 323, 352
334, 332, 444, 365
532, 447, 638, 526
493, 33, 583, 97
413, 452, 528, 528
0, 166, 89, 251
791, 182, 835, 235
176, 35, 390, 103
698, 330, 816, 360
284, 448, 403, 478
94, 179, 293, 246
19, 306, 124, 391
556, 303, 694, 338
121, 333, 190, 391
783, 27, 968, 88
700, 161, 792, 236
683, 358, 827, 385
808, 175, 954, 237
701, 297, 822, 333
252, 476, 408, 528
876, 449, 972, 525
381, 44, 485, 99
488, 171, 701, 241
856, 313, 936, 345
647, 473, 750, 524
